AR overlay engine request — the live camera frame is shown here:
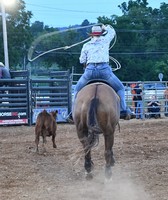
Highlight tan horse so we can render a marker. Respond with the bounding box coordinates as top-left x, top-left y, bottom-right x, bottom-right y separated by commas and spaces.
73, 82, 120, 179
